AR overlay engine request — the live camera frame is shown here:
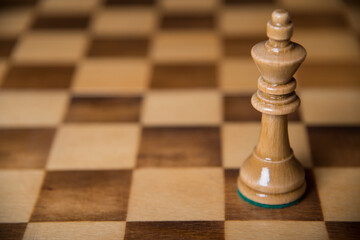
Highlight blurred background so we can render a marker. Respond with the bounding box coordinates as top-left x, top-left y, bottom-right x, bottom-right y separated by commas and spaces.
0, 1, 359, 239
0, 0, 359, 90
0, 0, 359, 124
